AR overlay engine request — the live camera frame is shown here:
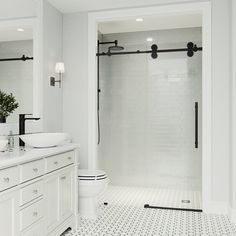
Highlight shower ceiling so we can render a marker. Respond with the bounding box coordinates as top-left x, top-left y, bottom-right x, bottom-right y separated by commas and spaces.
0, 27, 33, 42
98, 14, 202, 34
